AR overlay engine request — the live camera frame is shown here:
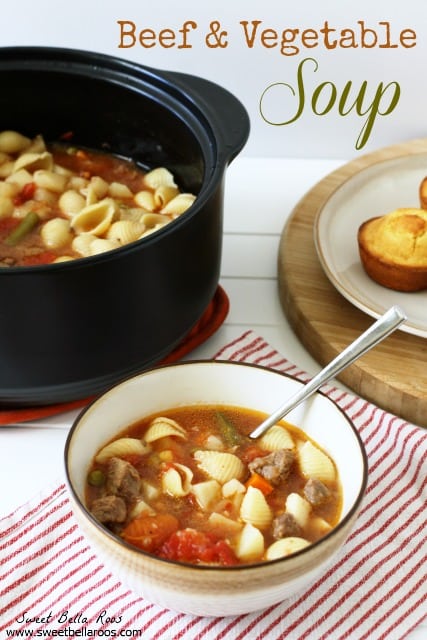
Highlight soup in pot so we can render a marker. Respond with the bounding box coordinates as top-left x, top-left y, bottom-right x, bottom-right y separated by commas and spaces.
0, 130, 196, 267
